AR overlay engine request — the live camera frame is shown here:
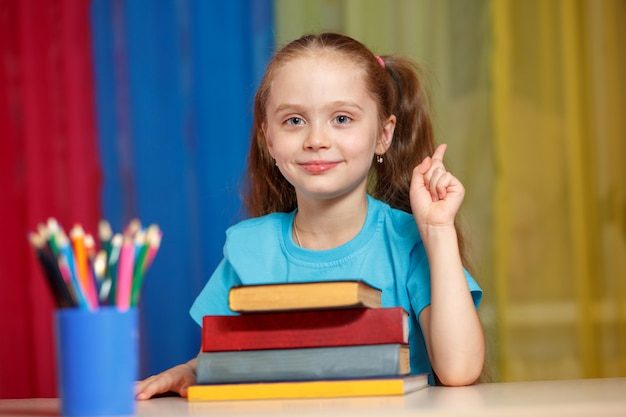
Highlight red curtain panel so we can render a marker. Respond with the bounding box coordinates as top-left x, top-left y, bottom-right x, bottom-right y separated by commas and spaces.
0, 0, 102, 398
